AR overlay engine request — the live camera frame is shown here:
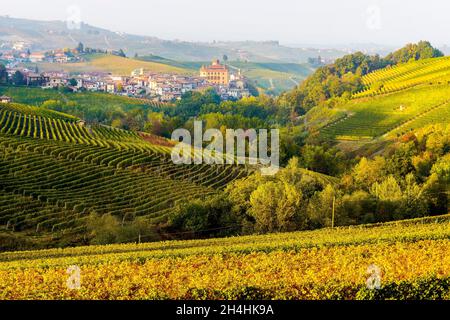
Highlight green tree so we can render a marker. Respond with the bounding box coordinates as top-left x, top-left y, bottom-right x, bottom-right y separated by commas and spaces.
12, 71, 25, 85
117, 49, 126, 57
77, 42, 84, 53
307, 184, 336, 228
168, 194, 236, 237
249, 181, 302, 233
69, 78, 78, 87
352, 156, 386, 190
86, 212, 121, 245
301, 145, 344, 175
0, 64, 7, 84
